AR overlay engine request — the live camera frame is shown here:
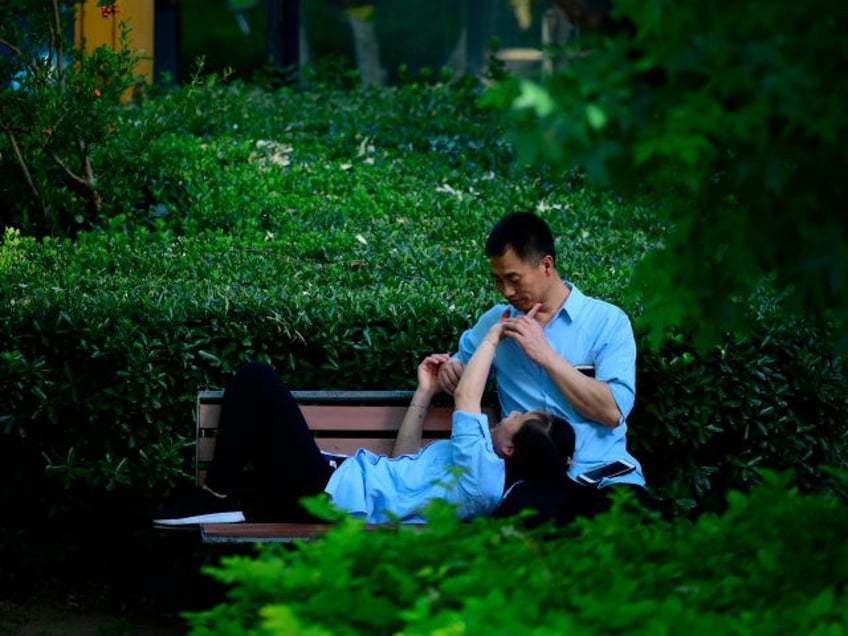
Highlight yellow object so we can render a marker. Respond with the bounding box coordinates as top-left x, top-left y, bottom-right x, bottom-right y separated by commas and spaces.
75, 0, 154, 86
345, 5, 376, 21
510, 0, 533, 29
